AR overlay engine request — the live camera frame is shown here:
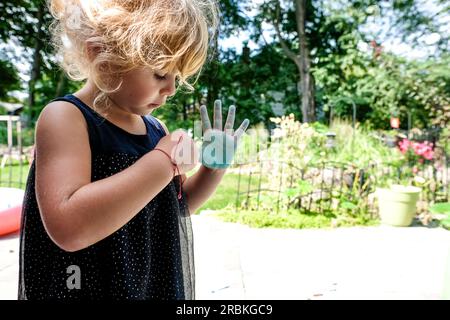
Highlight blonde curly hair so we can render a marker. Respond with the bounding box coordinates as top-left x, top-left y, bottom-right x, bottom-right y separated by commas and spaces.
48, 0, 219, 112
